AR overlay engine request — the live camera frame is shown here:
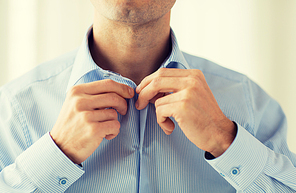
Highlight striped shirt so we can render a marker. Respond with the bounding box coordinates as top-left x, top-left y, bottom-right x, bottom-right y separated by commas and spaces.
0, 27, 295, 192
